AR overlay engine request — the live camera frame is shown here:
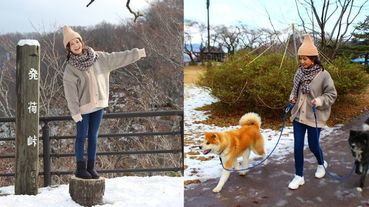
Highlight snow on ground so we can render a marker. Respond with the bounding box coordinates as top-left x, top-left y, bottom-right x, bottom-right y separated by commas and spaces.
0, 84, 343, 206
184, 84, 339, 185
0, 176, 183, 207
